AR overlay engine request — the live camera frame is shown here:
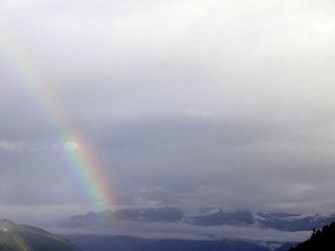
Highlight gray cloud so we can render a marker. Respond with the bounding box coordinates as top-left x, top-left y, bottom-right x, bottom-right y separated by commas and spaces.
1, 0, 335, 222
